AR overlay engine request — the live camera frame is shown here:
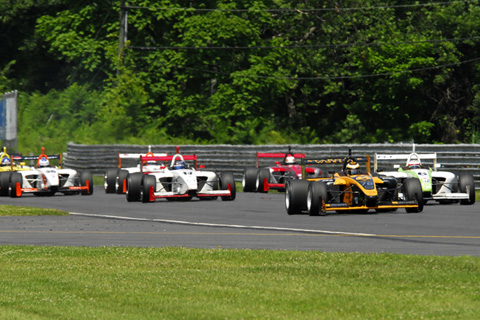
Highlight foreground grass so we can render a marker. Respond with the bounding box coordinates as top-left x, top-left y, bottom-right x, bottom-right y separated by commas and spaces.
0, 205, 67, 216
0, 246, 479, 319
